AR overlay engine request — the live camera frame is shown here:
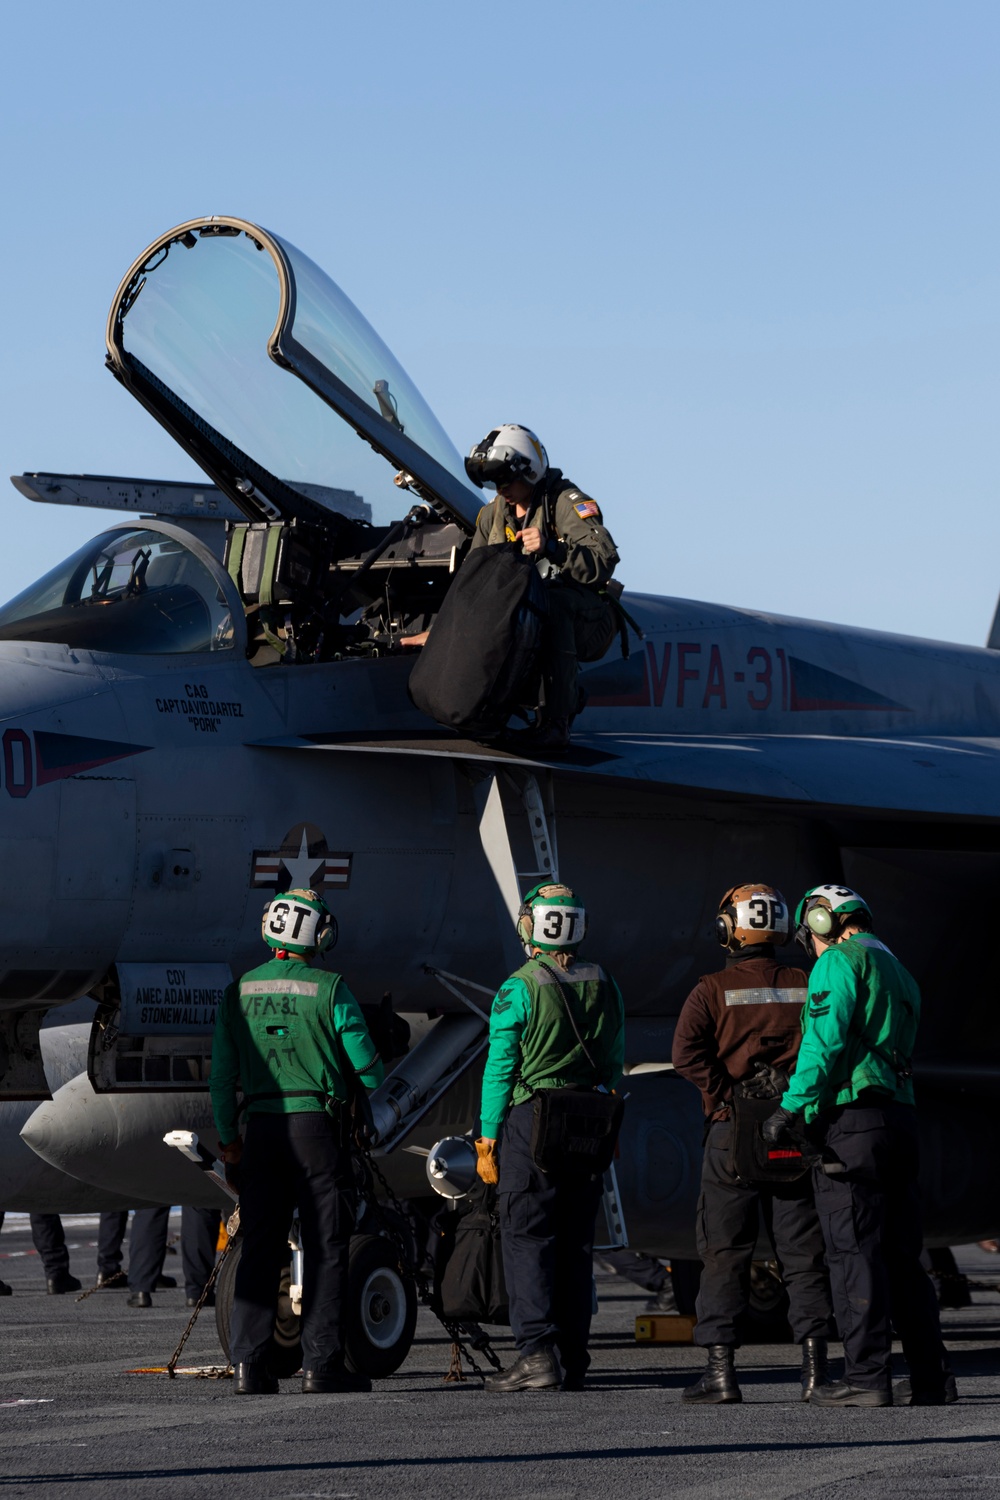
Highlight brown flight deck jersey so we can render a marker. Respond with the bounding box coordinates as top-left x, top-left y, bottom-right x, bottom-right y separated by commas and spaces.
671, 953, 809, 1119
